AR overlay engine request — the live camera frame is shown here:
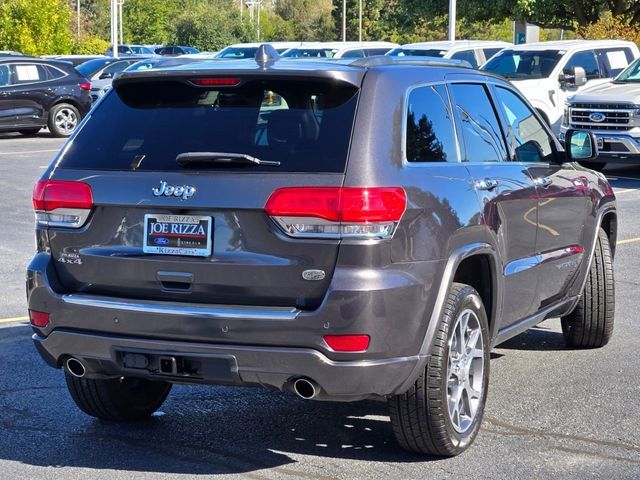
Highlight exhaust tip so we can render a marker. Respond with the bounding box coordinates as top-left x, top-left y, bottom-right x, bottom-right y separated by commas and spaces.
293, 378, 318, 400
66, 357, 86, 378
